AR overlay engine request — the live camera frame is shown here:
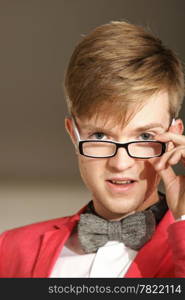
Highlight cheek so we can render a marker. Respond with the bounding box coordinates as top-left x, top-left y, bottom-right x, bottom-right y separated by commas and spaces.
77, 156, 105, 185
